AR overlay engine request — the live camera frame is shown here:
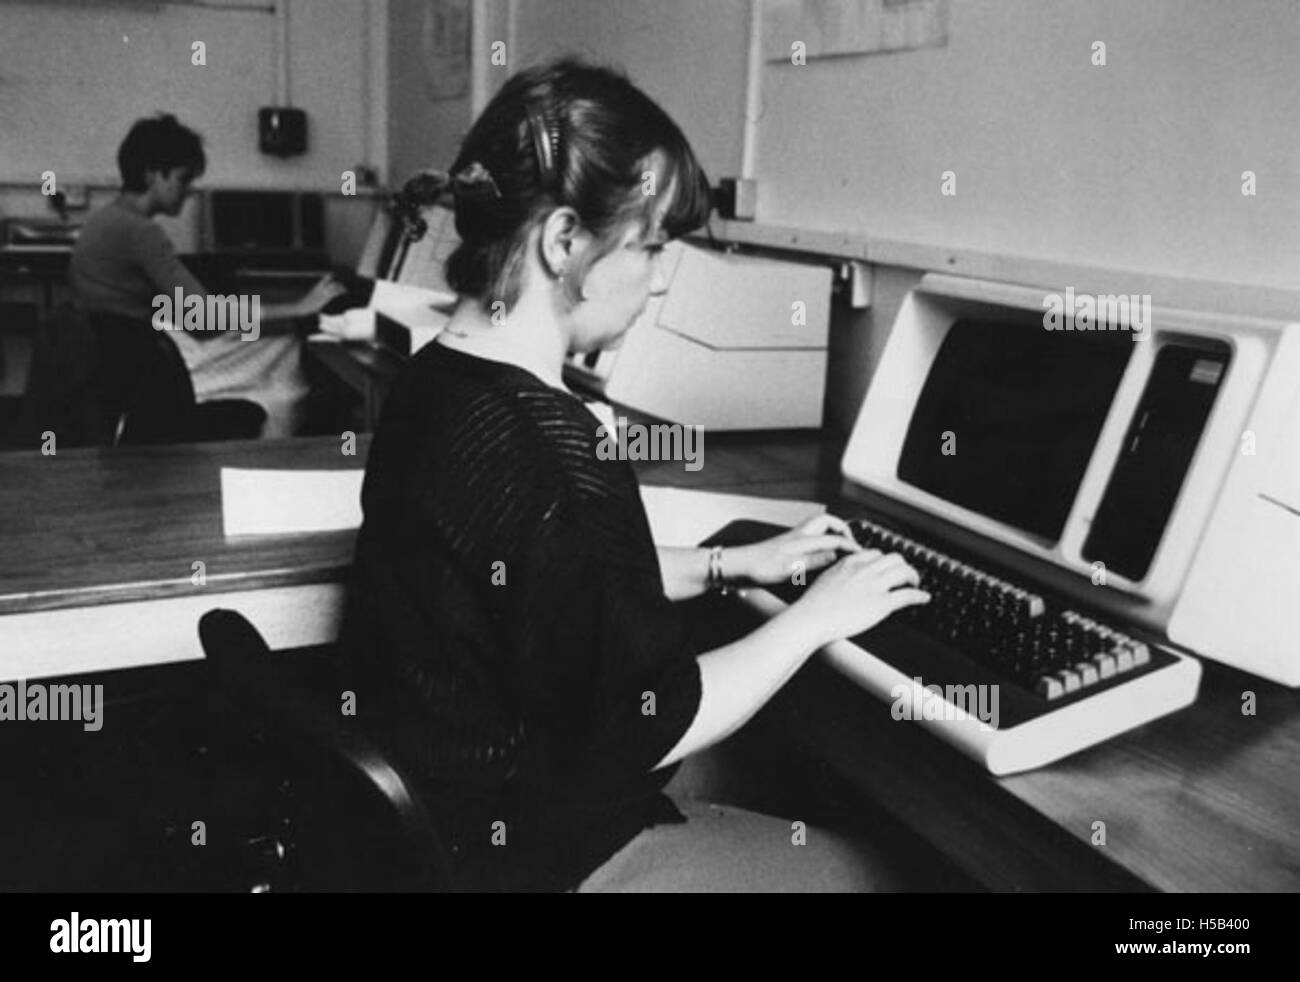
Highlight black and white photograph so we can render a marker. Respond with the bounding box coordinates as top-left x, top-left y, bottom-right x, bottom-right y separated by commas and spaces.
0, 0, 1294, 951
